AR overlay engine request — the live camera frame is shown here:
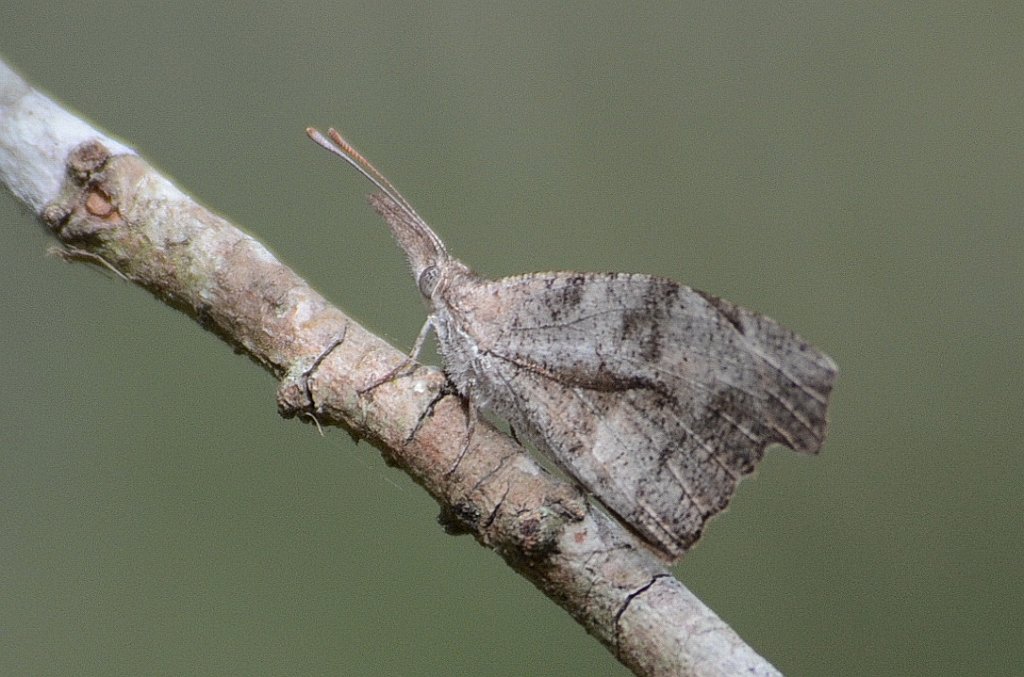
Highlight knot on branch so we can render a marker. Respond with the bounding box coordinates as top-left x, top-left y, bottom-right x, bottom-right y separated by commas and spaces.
446, 460, 588, 567
42, 140, 125, 241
